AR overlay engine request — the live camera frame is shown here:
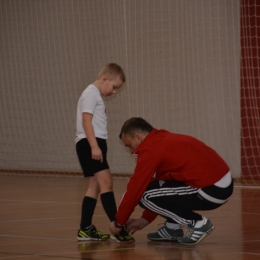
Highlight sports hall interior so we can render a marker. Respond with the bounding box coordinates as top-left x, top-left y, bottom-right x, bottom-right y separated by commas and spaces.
0, 0, 260, 259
